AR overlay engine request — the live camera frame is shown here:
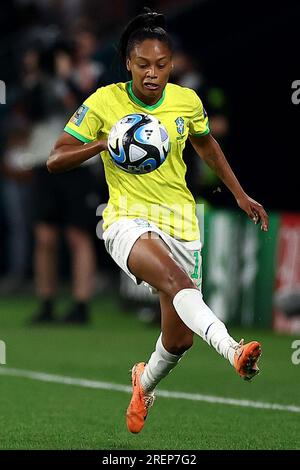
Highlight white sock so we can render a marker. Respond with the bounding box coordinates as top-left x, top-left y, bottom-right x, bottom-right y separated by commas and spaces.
173, 288, 238, 365
141, 334, 184, 392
